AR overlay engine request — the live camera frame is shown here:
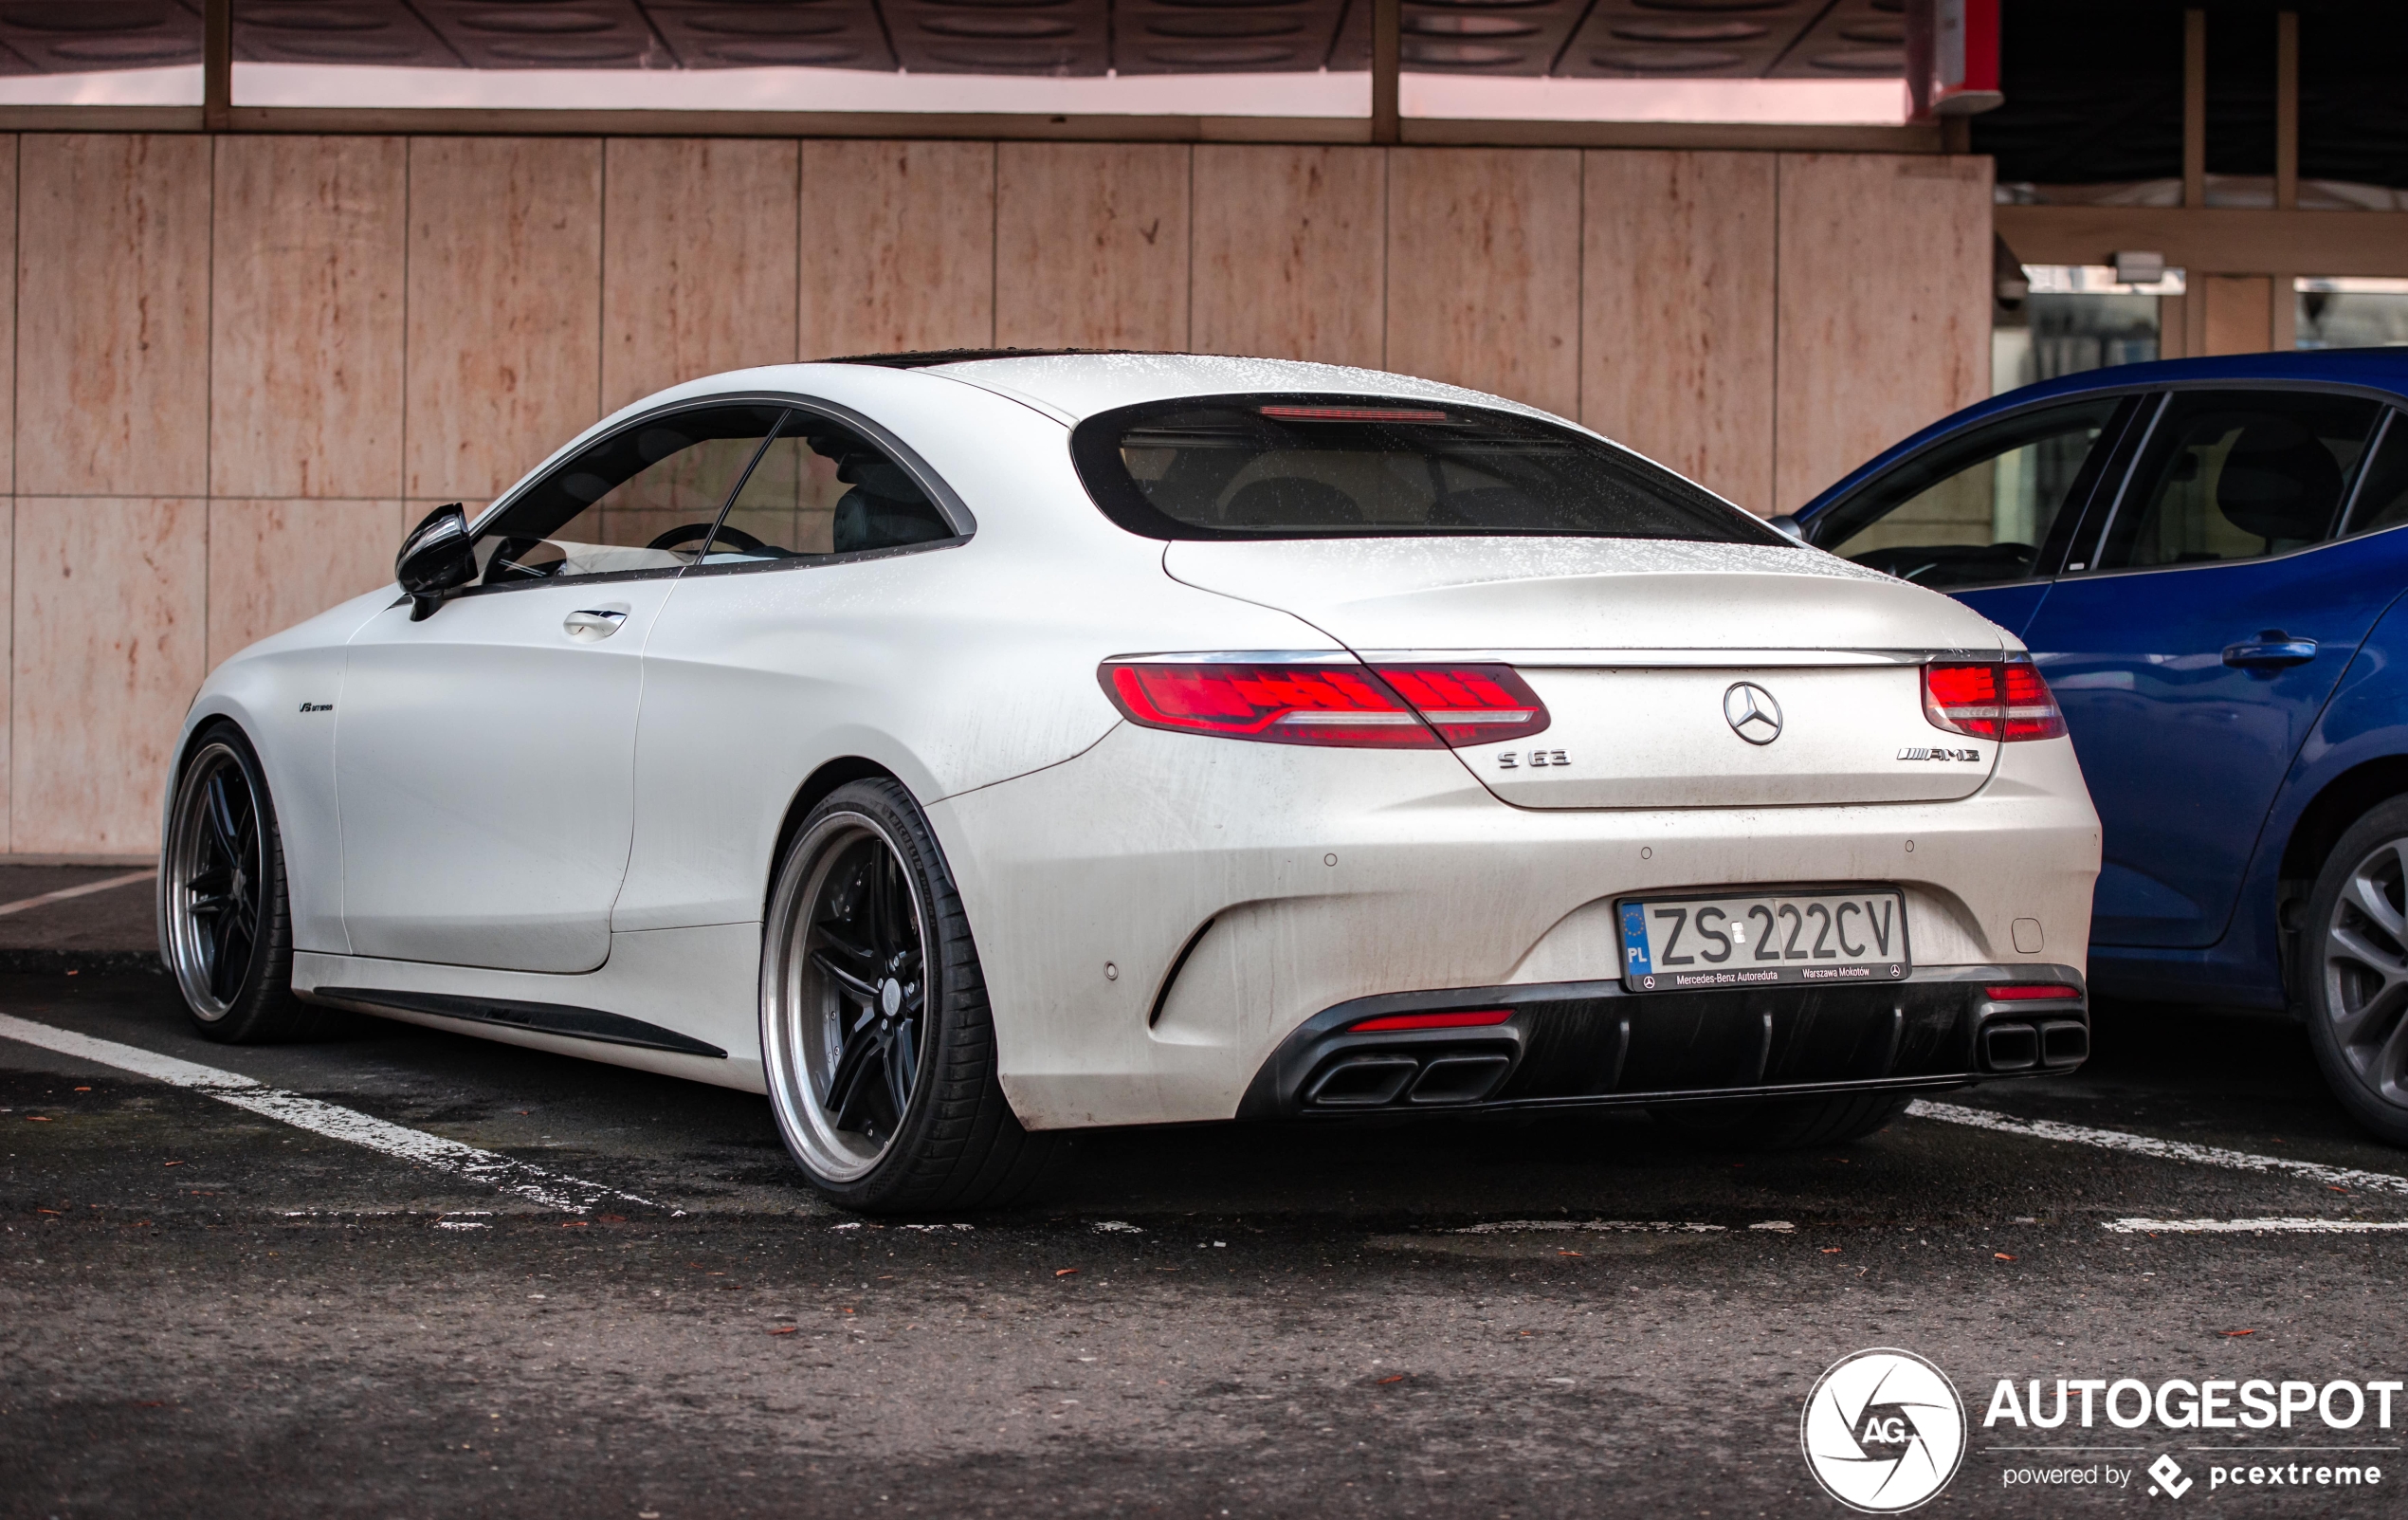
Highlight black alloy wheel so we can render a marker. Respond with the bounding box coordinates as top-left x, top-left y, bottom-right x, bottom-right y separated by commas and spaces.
162, 724, 317, 1041
759, 778, 1058, 1211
